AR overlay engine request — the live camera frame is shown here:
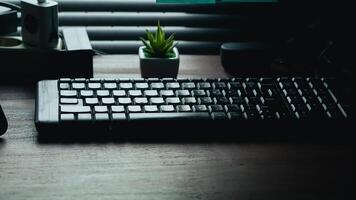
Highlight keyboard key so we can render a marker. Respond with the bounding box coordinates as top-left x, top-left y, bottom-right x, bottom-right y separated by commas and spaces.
97, 90, 110, 97
78, 113, 92, 121
118, 78, 130, 82
192, 90, 206, 97
104, 83, 117, 89
59, 78, 71, 82
60, 90, 77, 97
212, 112, 227, 120
85, 98, 99, 105
166, 82, 180, 89
244, 112, 259, 120
144, 105, 159, 112
227, 104, 242, 112
61, 114, 75, 121
112, 113, 126, 120
74, 78, 86, 82
134, 97, 148, 105
214, 97, 230, 105
95, 106, 108, 113
225, 90, 239, 97
230, 97, 245, 104
144, 90, 159, 97
61, 105, 91, 113
150, 97, 165, 105
60, 98, 78, 104
150, 83, 164, 89
111, 106, 125, 113
177, 105, 192, 112
102, 98, 115, 105
89, 78, 102, 82
209, 89, 223, 97
209, 105, 224, 112
228, 82, 243, 89
128, 90, 143, 97
59, 83, 70, 90
118, 98, 132, 105
72, 83, 85, 90
147, 78, 160, 82
213, 82, 227, 89
80, 90, 94, 97
197, 82, 211, 89
162, 78, 175, 82
128, 105, 142, 113
165, 97, 181, 105
113, 90, 126, 97
119, 83, 133, 89
182, 97, 197, 105
160, 90, 175, 97
198, 97, 213, 105
135, 83, 149, 89
229, 112, 244, 120
182, 82, 196, 89
176, 90, 191, 97
88, 83, 101, 89
193, 105, 208, 112
129, 113, 210, 120
160, 105, 175, 112
95, 113, 109, 120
